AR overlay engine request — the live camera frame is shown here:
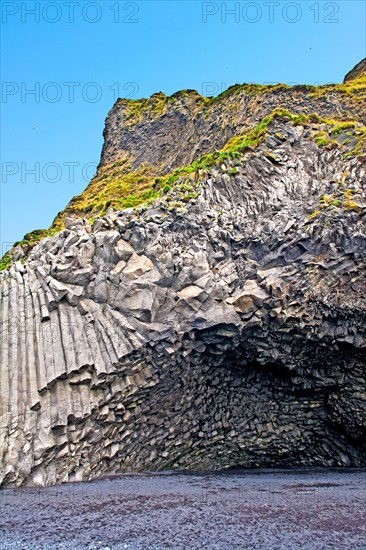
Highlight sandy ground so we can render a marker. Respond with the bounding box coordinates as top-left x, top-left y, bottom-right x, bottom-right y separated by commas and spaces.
0, 468, 365, 549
